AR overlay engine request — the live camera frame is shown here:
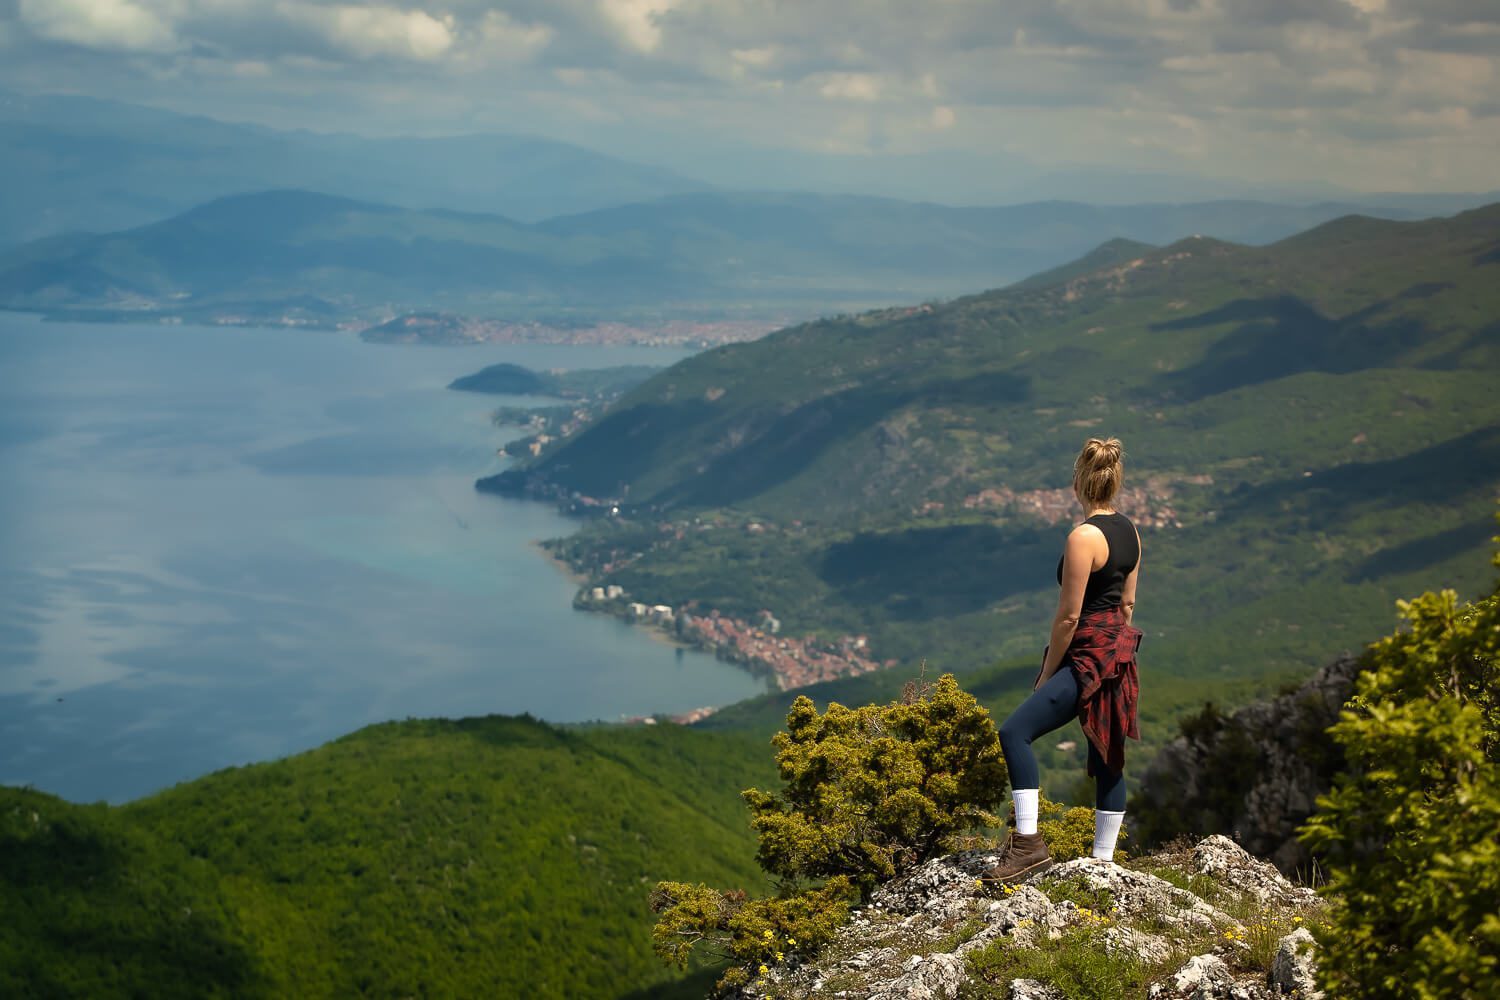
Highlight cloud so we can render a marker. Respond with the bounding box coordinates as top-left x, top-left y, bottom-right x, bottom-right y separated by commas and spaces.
281, 3, 455, 62
18, 0, 179, 53
0, 0, 1495, 194
817, 71, 882, 101
597, 0, 678, 53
